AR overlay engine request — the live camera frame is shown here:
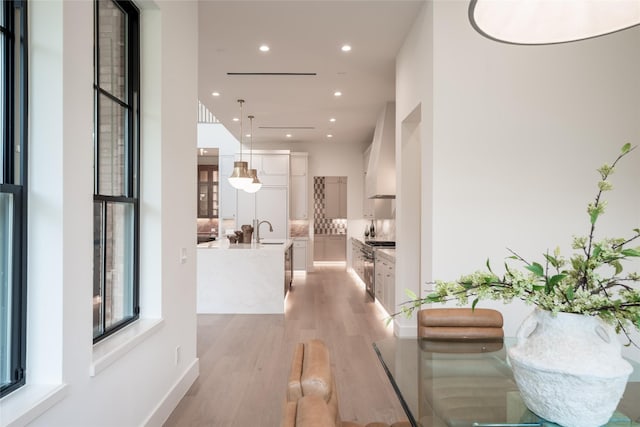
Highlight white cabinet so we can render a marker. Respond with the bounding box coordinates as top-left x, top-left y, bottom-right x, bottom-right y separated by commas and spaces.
255, 186, 288, 240
293, 239, 308, 271
253, 153, 289, 186
374, 251, 395, 314
290, 153, 308, 220
326, 235, 346, 260
236, 188, 255, 229
232, 151, 290, 239
375, 260, 385, 303
385, 260, 395, 314
314, 235, 346, 261
351, 238, 365, 282
219, 155, 237, 220
325, 176, 347, 219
